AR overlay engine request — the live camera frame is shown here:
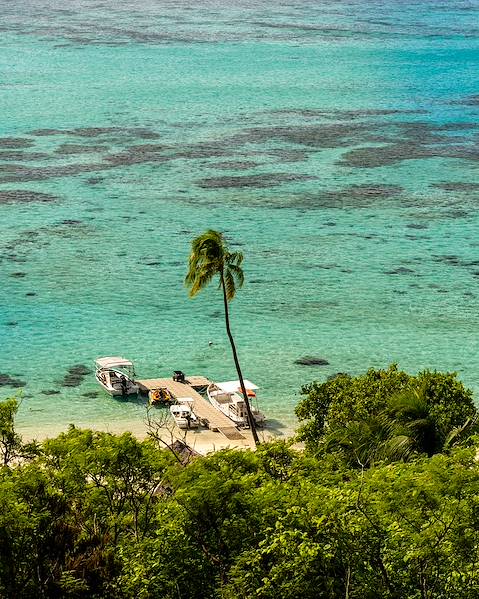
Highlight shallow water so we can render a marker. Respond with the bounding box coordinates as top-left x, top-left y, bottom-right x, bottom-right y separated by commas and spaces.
1, 0, 478, 437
